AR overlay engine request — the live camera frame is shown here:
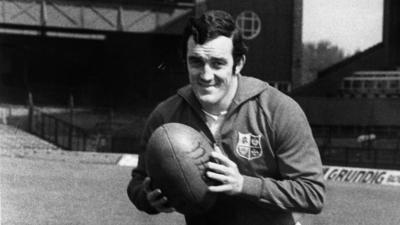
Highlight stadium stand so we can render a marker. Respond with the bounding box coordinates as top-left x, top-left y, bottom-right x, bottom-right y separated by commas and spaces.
0, 124, 59, 150
0, 123, 126, 165
340, 70, 400, 98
